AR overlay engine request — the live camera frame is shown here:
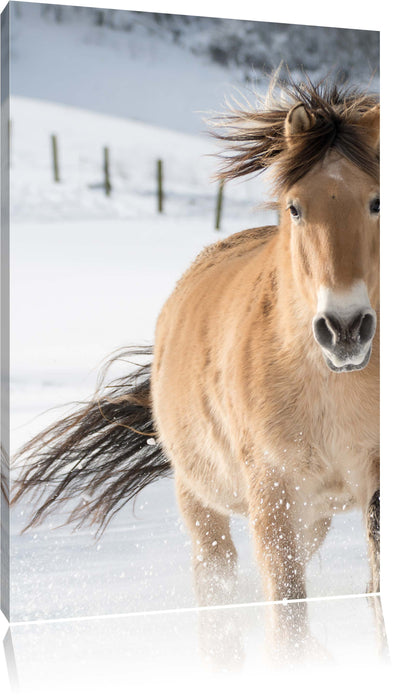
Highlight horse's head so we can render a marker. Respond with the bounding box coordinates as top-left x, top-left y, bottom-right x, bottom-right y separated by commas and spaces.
281, 102, 379, 373
213, 78, 379, 372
